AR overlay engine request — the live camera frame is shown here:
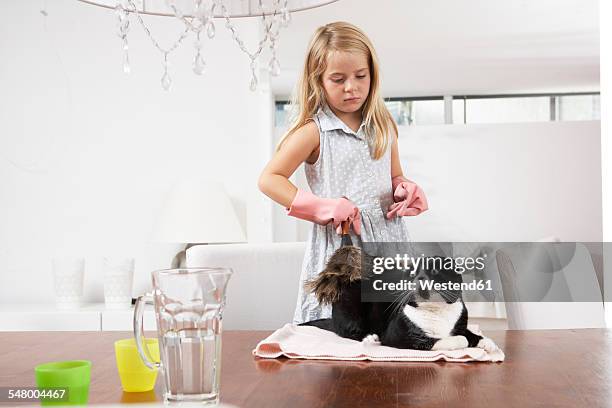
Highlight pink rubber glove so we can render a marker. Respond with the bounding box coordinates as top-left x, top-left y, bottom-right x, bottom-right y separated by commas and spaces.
286, 189, 361, 235
386, 175, 429, 219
